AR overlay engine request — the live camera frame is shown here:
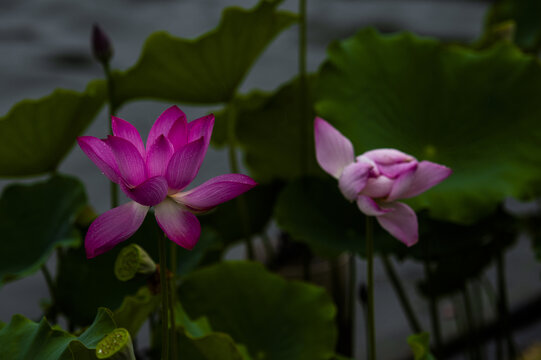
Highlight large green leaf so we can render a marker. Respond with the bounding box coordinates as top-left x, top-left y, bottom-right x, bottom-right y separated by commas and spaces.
112, 0, 296, 106
484, 0, 541, 53
0, 308, 119, 360
178, 261, 337, 360
0, 175, 87, 286
274, 177, 406, 259
175, 303, 251, 360
235, 76, 321, 182
0, 81, 105, 176
316, 28, 541, 224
